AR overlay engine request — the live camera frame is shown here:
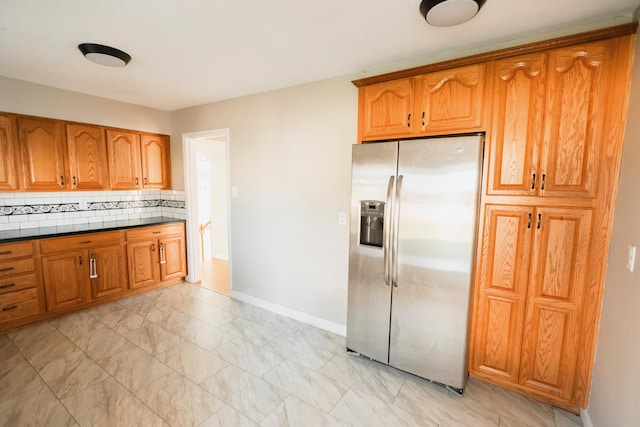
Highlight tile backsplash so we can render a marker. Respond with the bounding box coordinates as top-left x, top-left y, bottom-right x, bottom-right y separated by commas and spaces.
0, 190, 186, 231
